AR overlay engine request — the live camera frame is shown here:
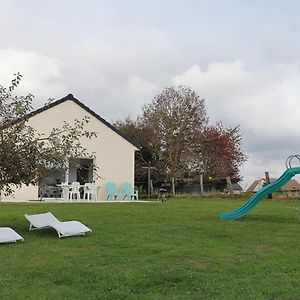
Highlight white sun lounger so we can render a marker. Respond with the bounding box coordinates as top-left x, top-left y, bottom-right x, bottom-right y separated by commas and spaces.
0, 227, 24, 244
25, 212, 92, 238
